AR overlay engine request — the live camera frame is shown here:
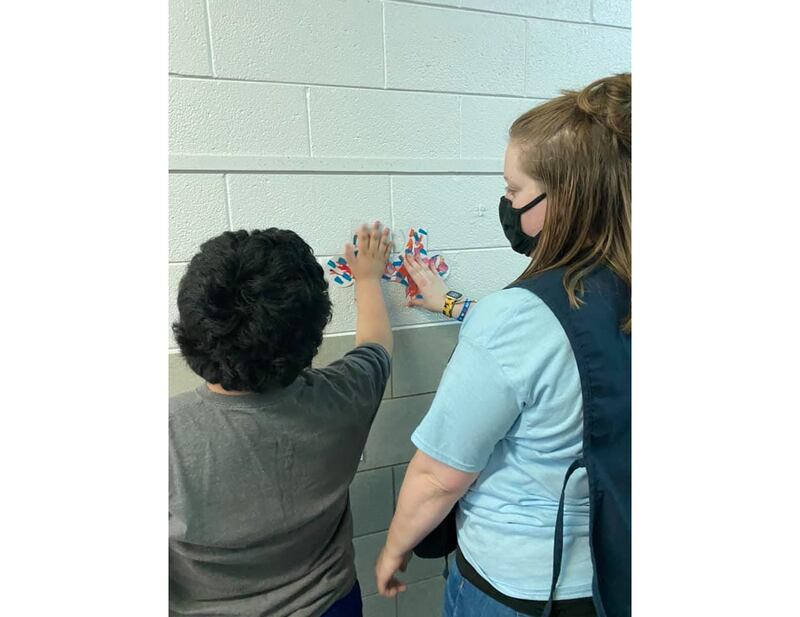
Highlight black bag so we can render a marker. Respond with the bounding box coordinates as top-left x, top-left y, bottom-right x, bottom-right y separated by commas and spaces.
412, 505, 457, 558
